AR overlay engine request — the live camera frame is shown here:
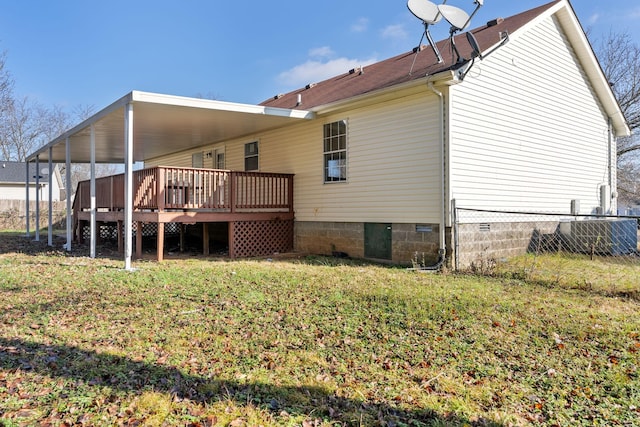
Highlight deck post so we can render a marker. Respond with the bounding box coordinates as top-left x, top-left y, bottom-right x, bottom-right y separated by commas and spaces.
288, 175, 294, 214
230, 172, 236, 213
157, 222, 165, 262
110, 176, 114, 211
35, 156, 40, 242
157, 167, 165, 212
117, 220, 123, 253
25, 161, 30, 238
228, 221, 235, 258
124, 103, 134, 270
179, 224, 185, 252
203, 223, 209, 256
65, 137, 72, 251
136, 222, 143, 259
77, 220, 85, 244
90, 124, 97, 258
47, 148, 53, 246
